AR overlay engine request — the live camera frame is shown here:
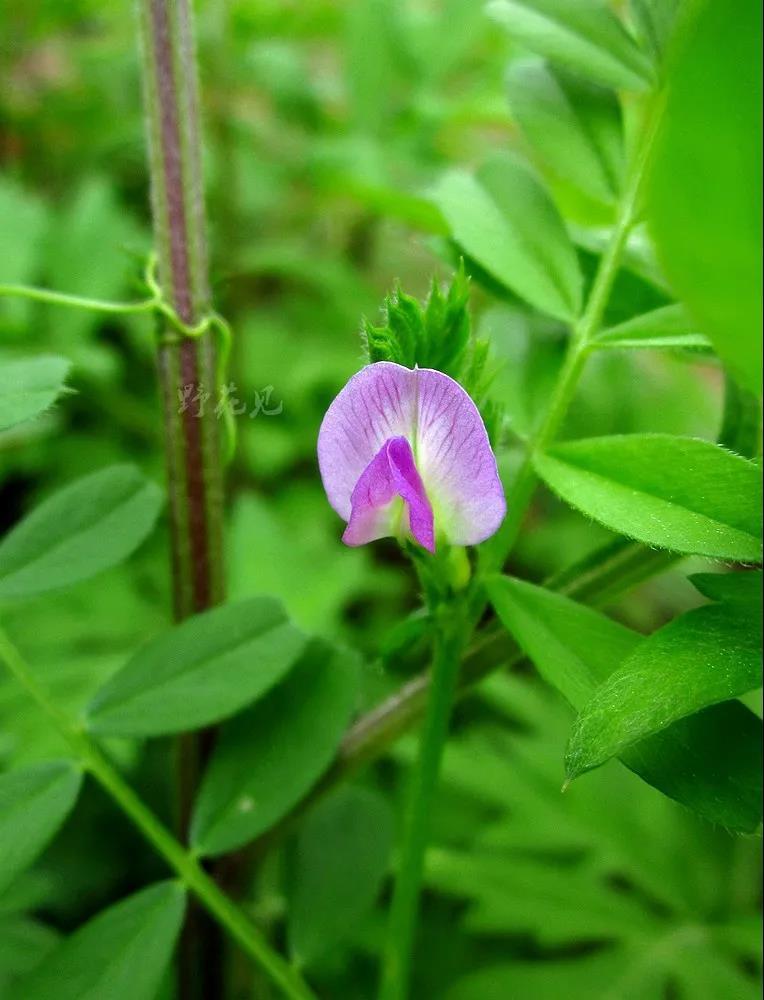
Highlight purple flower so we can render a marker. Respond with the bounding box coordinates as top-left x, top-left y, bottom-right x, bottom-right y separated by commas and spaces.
318, 362, 506, 552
